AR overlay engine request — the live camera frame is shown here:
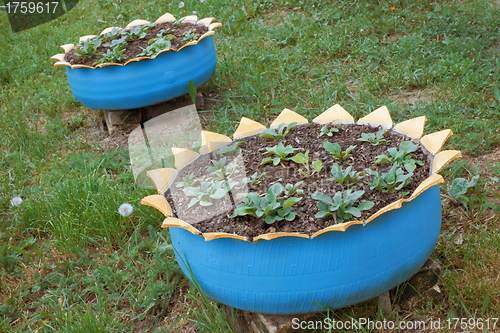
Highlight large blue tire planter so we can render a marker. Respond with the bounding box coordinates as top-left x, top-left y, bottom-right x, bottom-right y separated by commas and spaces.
170, 185, 442, 315
64, 36, 217, 110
